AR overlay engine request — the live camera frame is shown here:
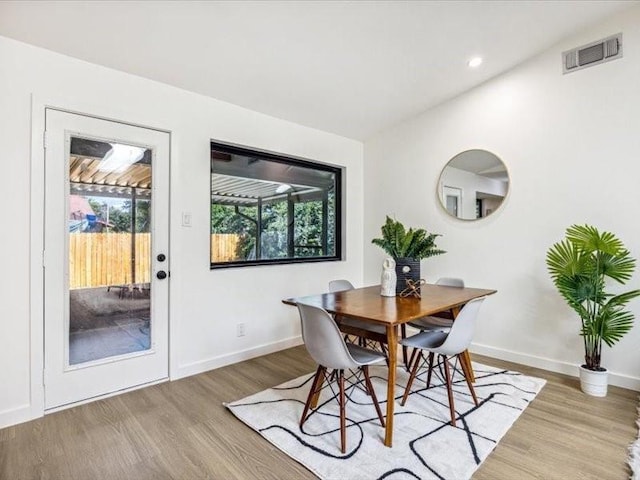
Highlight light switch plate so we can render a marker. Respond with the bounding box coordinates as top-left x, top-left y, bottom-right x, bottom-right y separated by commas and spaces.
182, 212, 192, 227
